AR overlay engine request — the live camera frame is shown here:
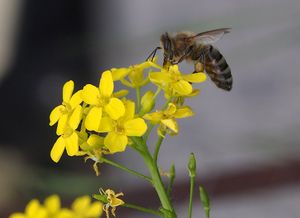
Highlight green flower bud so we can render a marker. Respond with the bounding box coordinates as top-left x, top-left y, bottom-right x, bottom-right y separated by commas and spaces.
199, 186, 210, 218
188, 153, 196, 178
93, 194, 108, 204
